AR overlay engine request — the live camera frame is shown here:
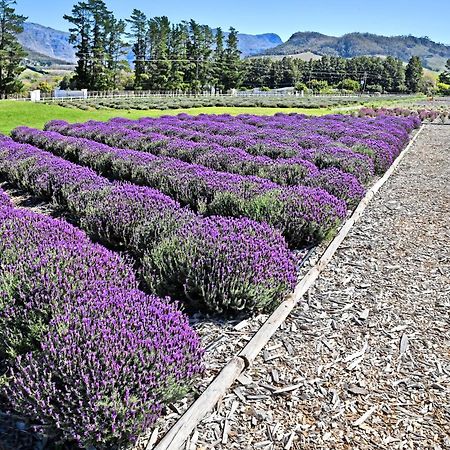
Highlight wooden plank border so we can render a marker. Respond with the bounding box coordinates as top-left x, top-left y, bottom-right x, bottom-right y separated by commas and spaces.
152, 124, 425, 450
